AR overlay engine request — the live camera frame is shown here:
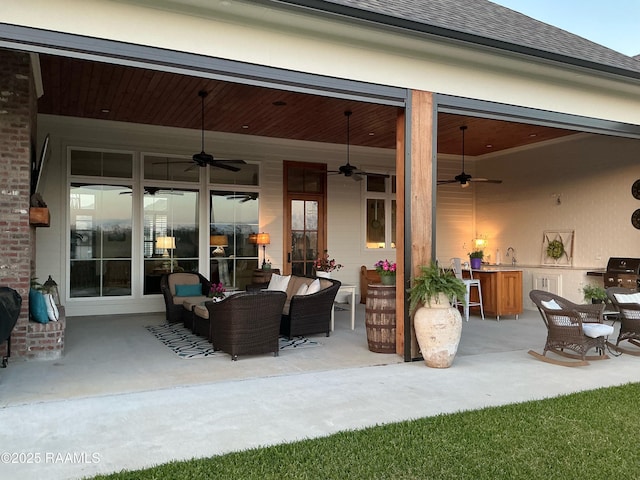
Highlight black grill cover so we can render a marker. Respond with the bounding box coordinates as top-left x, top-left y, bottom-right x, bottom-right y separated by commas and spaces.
0, 287, 22, 344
